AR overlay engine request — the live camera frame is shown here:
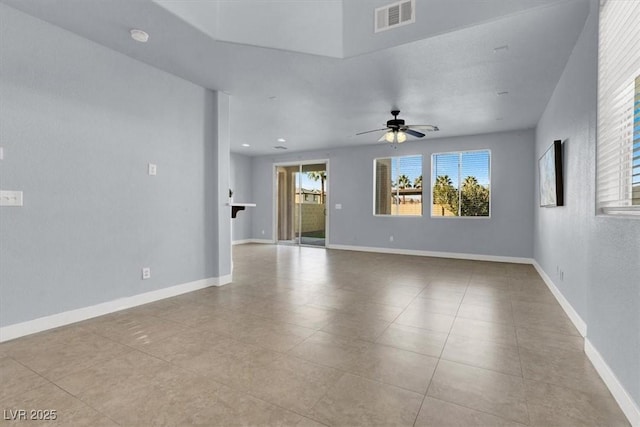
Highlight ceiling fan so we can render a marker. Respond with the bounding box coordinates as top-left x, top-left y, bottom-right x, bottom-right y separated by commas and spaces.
356, 110, 439, 143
